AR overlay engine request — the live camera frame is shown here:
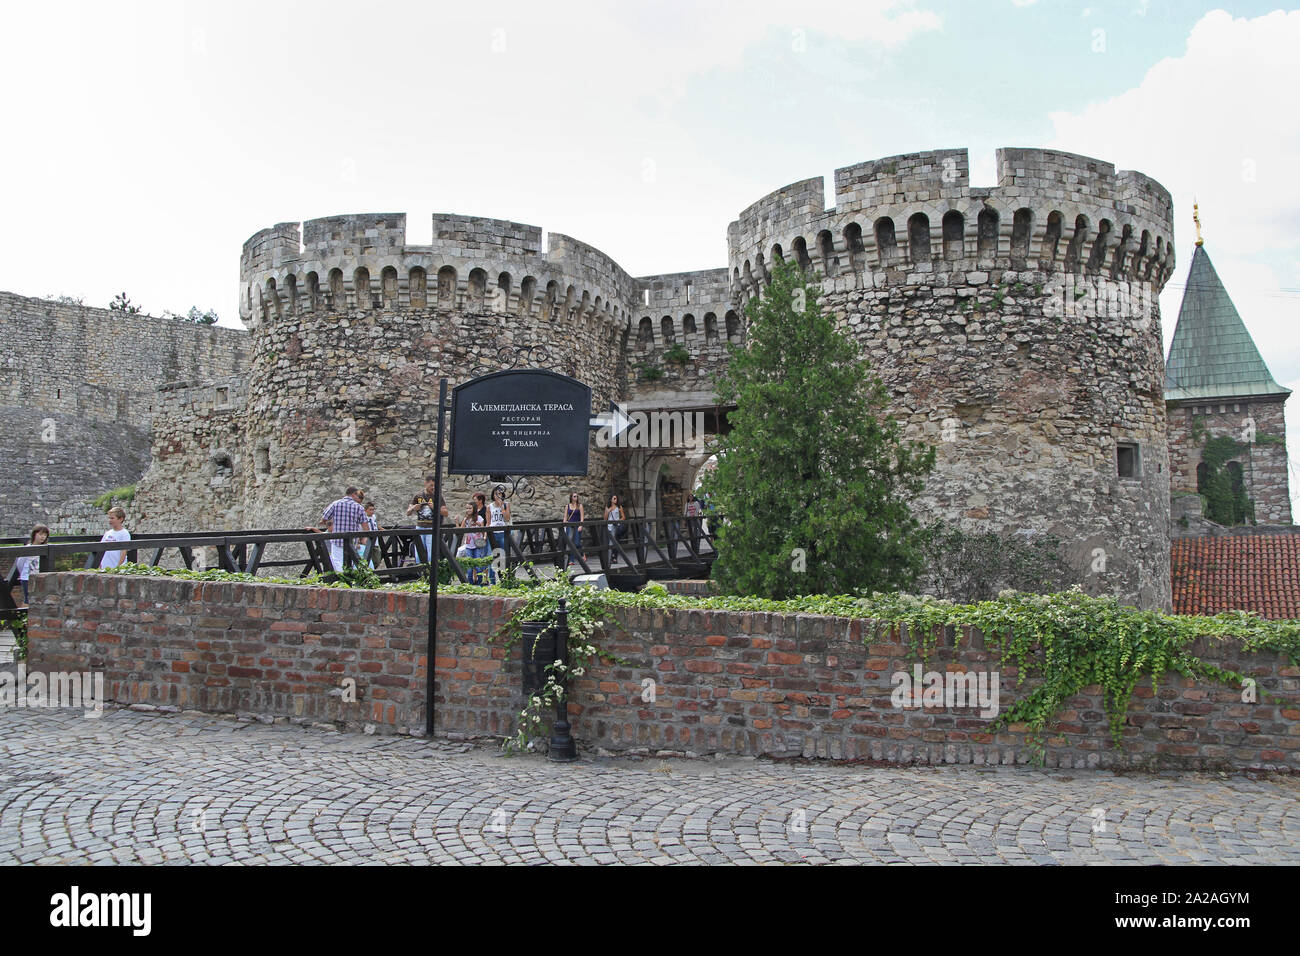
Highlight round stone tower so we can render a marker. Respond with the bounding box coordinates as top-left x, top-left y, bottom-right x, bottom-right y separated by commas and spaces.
726, 148, 1176, 608
234, 213, 635, 525
133, 146, 1175, 608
